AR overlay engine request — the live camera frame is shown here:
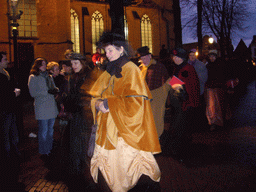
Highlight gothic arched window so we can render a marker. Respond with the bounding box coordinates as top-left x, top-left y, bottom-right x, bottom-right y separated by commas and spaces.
71, 9, 80, 53
91, 11, 104, 53
141, 14, 152, 53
